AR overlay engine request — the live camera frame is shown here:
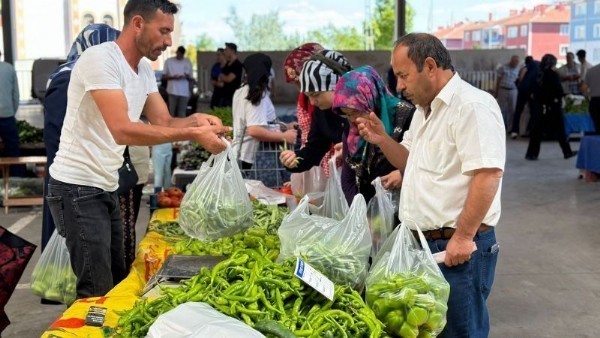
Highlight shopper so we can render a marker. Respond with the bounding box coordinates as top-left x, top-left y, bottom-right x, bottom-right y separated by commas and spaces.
495, 55, 520, 133
47, 0, 230, 299
218, 42, 243, 107
163, 45, 193, 117
0, 50, 22, 176
357, 33, 504, 337
209, 48, 226, 109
